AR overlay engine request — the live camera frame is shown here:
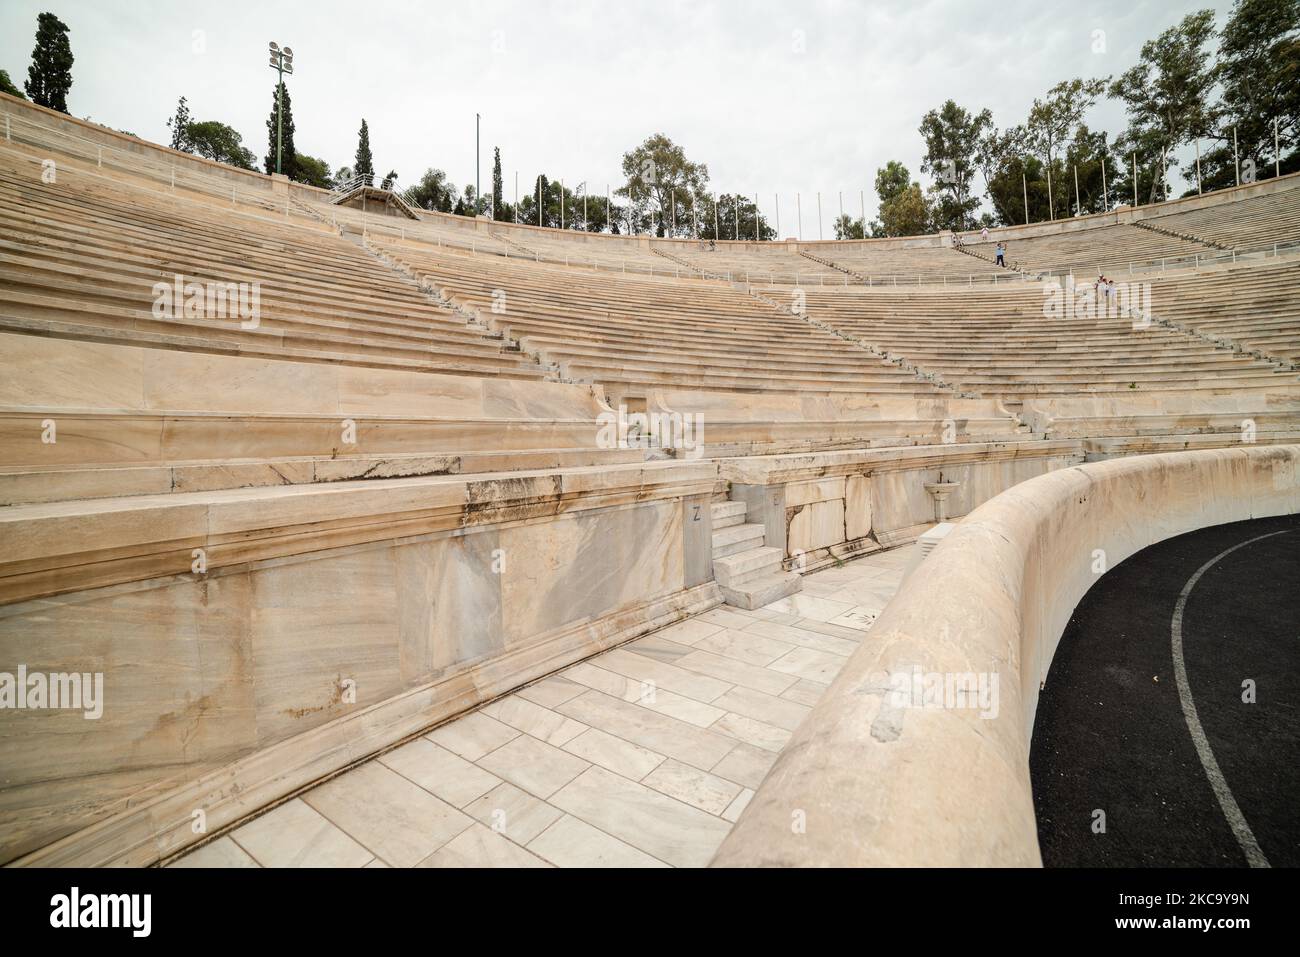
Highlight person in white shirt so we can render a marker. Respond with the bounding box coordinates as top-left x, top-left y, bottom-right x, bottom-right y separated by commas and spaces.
981, 226, 989, 242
